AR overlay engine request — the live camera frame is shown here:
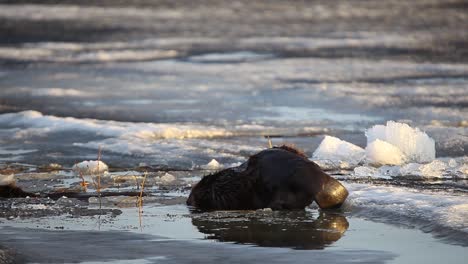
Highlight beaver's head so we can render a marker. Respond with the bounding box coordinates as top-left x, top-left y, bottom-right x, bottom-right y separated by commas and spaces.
313, 176, 348, 209
269, 145, 348, 209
